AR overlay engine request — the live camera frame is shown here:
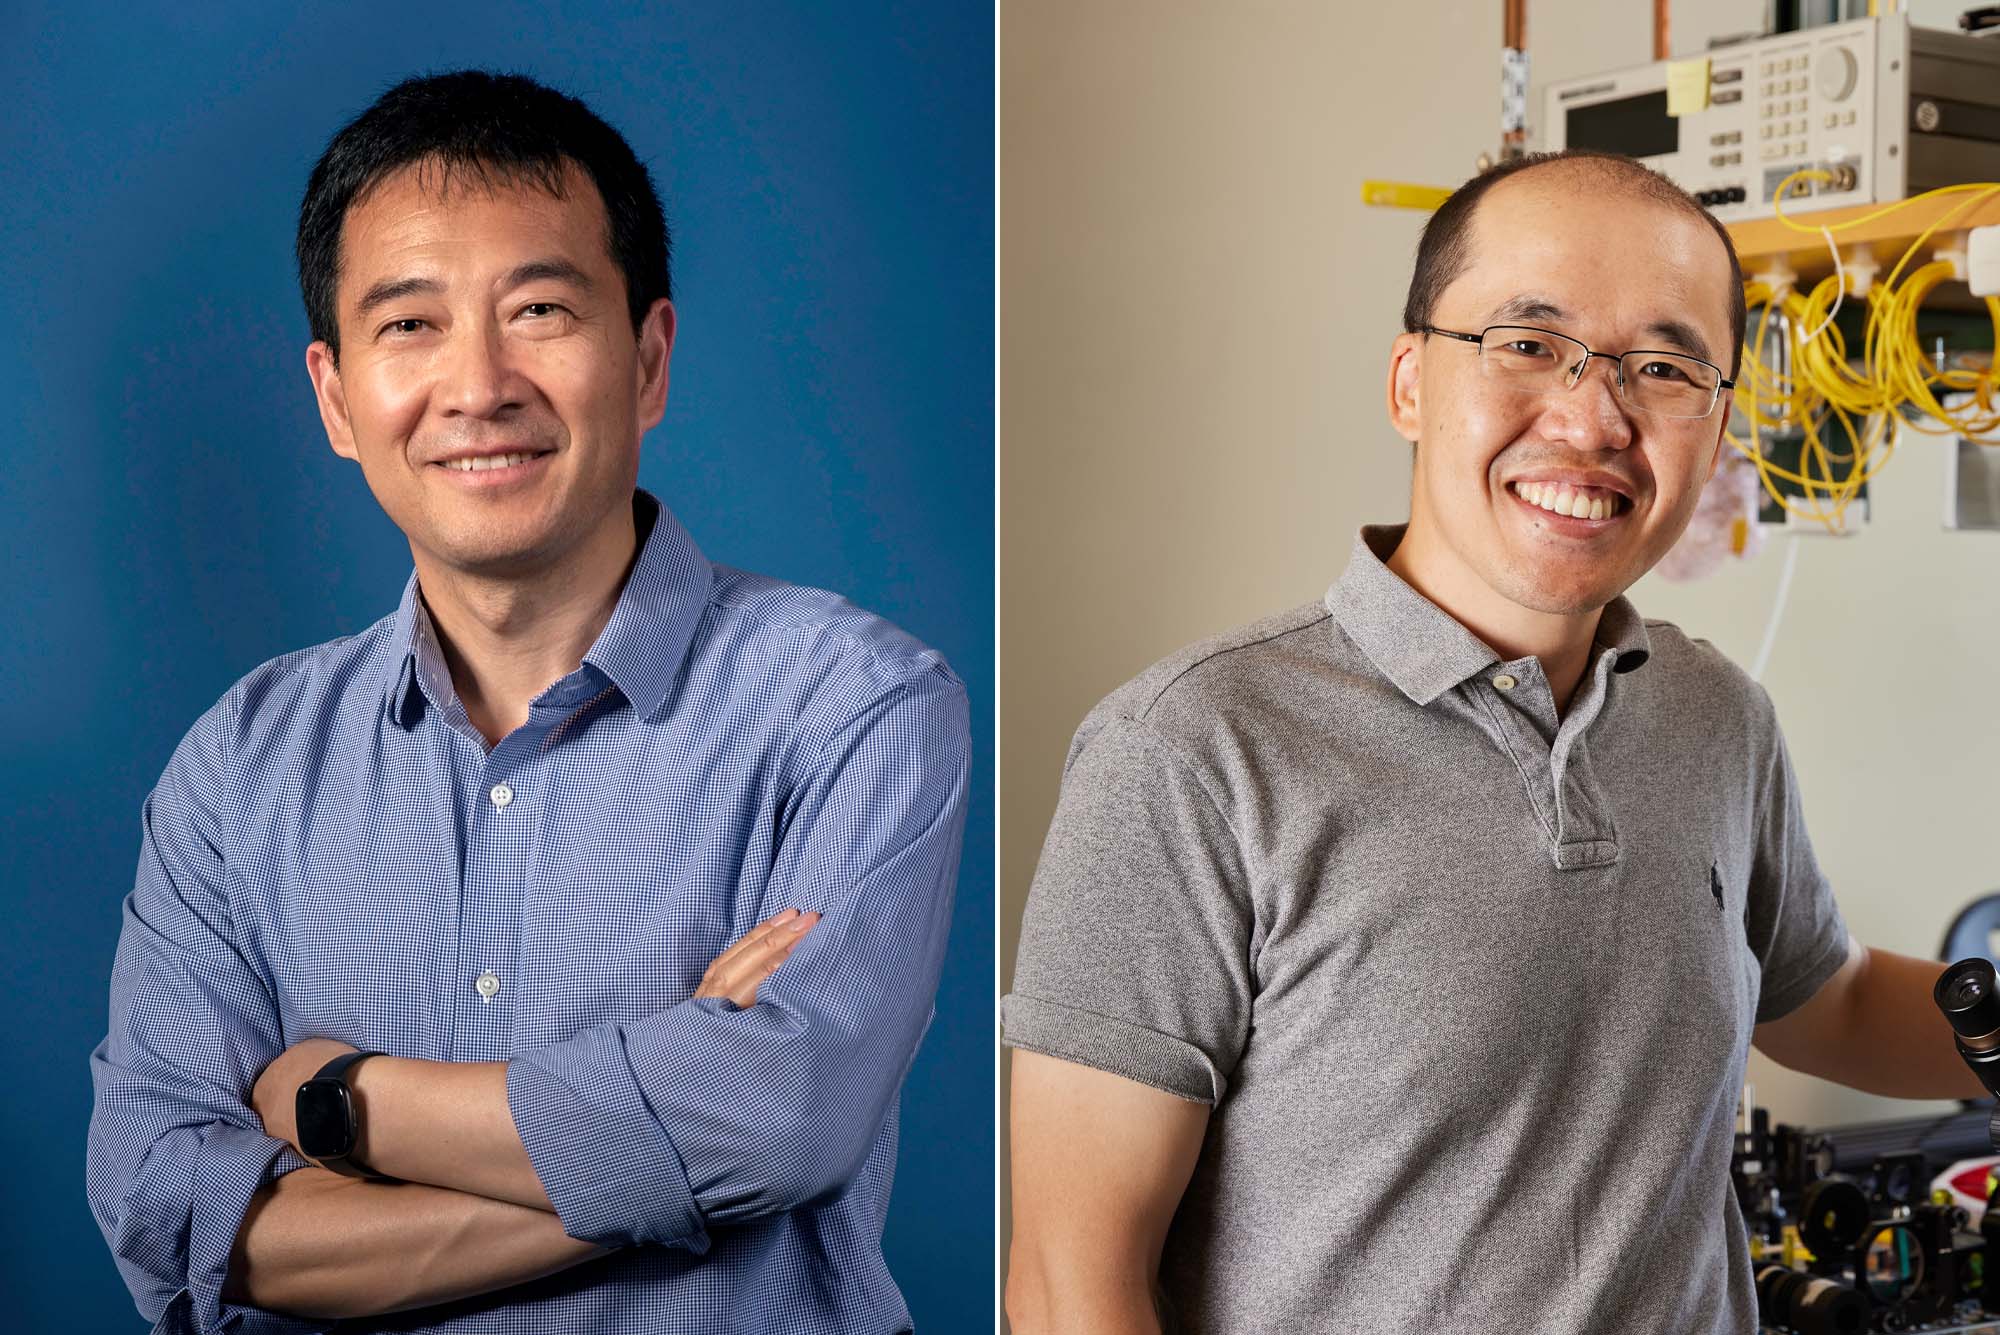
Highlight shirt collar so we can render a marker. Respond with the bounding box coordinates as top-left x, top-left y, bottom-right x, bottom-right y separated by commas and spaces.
385, 489, 714, 728
1589, 592, 1652, 675
1325, 523, 1650, 707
